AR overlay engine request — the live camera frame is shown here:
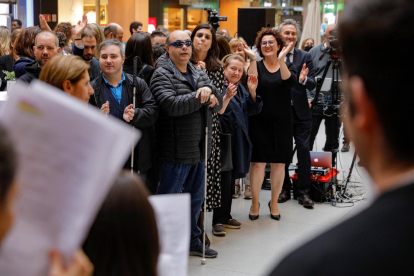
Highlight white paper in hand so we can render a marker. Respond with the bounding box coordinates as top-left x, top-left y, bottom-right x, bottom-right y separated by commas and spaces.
149, 194, 191, 276
0, 80, 140, 276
